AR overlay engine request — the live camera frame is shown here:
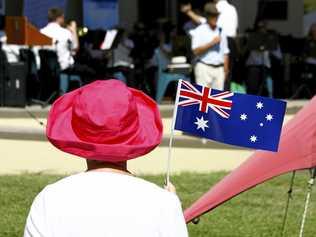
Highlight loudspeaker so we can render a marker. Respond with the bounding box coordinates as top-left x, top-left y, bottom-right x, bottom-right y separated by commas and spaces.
4, 62, 27, 107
